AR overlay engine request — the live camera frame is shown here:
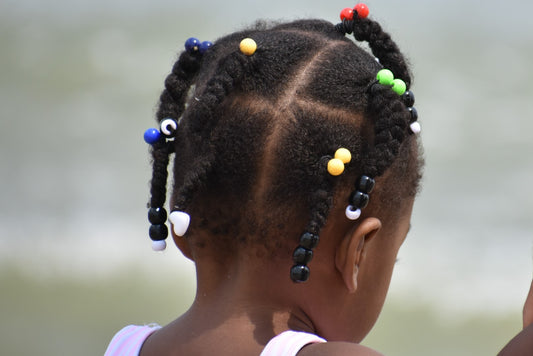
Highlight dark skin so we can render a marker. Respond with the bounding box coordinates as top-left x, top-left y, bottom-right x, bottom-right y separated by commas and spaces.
140, 194, 414, 355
